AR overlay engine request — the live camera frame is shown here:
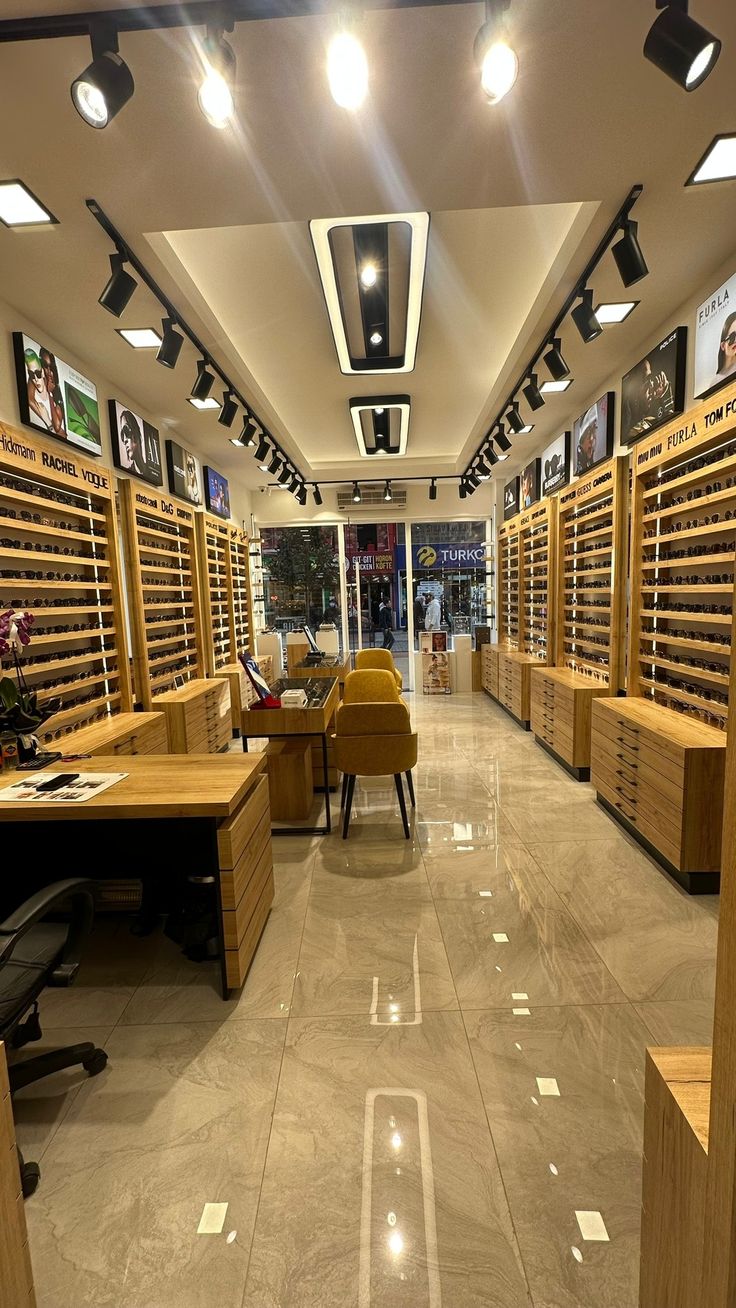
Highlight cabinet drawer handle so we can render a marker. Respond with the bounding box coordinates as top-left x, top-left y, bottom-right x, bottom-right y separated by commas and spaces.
615, 784, 637, 805
616, 769, 637, 786
615, 752, 638, 768
614, 801, 637, 822
615, 737, 639, 751
617, 721, 639, 734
